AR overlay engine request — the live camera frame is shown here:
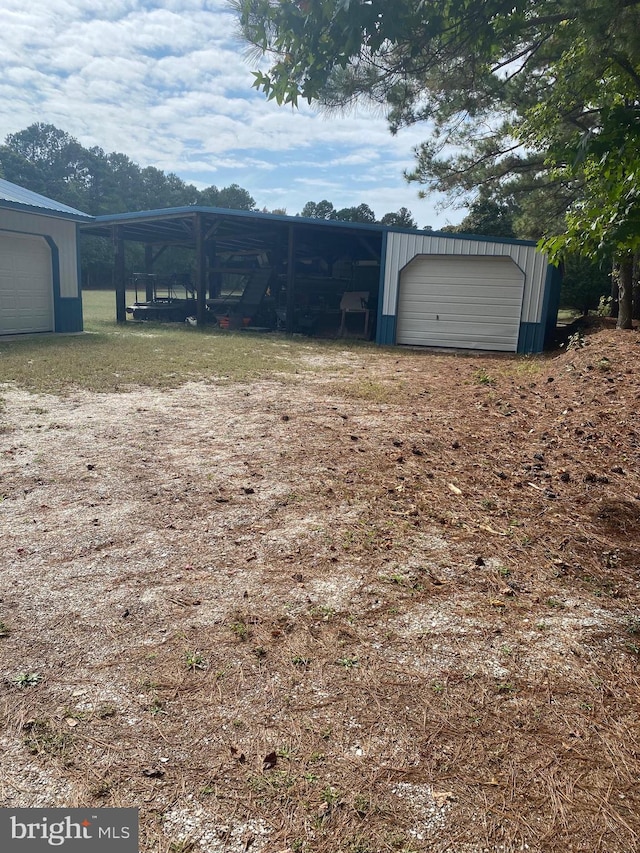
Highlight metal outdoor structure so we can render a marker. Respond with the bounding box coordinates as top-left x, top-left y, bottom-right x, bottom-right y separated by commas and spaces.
79, 206, 559, 351
379, 230, 560, 353
0, 178, 90, 335
80, 207, 385, 335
